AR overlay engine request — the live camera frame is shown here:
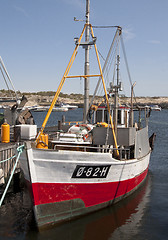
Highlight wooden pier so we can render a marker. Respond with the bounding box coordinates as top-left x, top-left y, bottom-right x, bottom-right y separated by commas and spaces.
0, 143, 20, 186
